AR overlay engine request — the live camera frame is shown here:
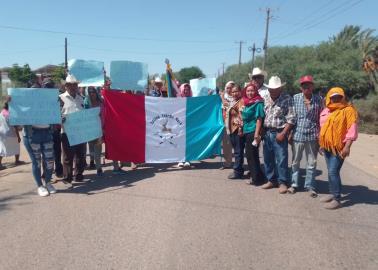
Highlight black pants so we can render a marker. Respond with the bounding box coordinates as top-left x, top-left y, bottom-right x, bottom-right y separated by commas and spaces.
229, 132, 245, 177
61, 133, 86, 182
53, 129, 63, 175
245, 132, 265, 183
